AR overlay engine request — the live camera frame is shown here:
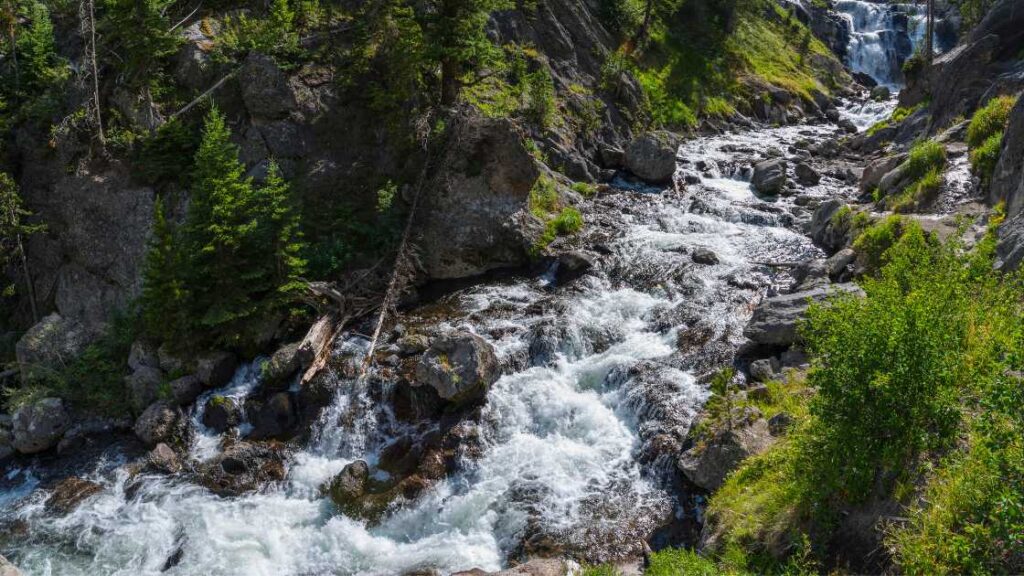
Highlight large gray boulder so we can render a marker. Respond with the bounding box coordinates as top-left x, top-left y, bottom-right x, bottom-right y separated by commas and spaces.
12, 397, 70, 454
246, 392, 298, 440
807, 199, 852, 254
744, 284, 864, 347
416, 114, 544, 280
678, 418, 774, 491
196, 441, 286, 496
751, 159, 788, 195
126, 366, 165, 413
134, 401, 186, 447
415, 332, 500, 405
196, 351, 237, 388
261, 341, 301, 391
625, 131, 681, 184
15, 314, 90, 377
860, 154, 906, 195
997, 212, 1024, 272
